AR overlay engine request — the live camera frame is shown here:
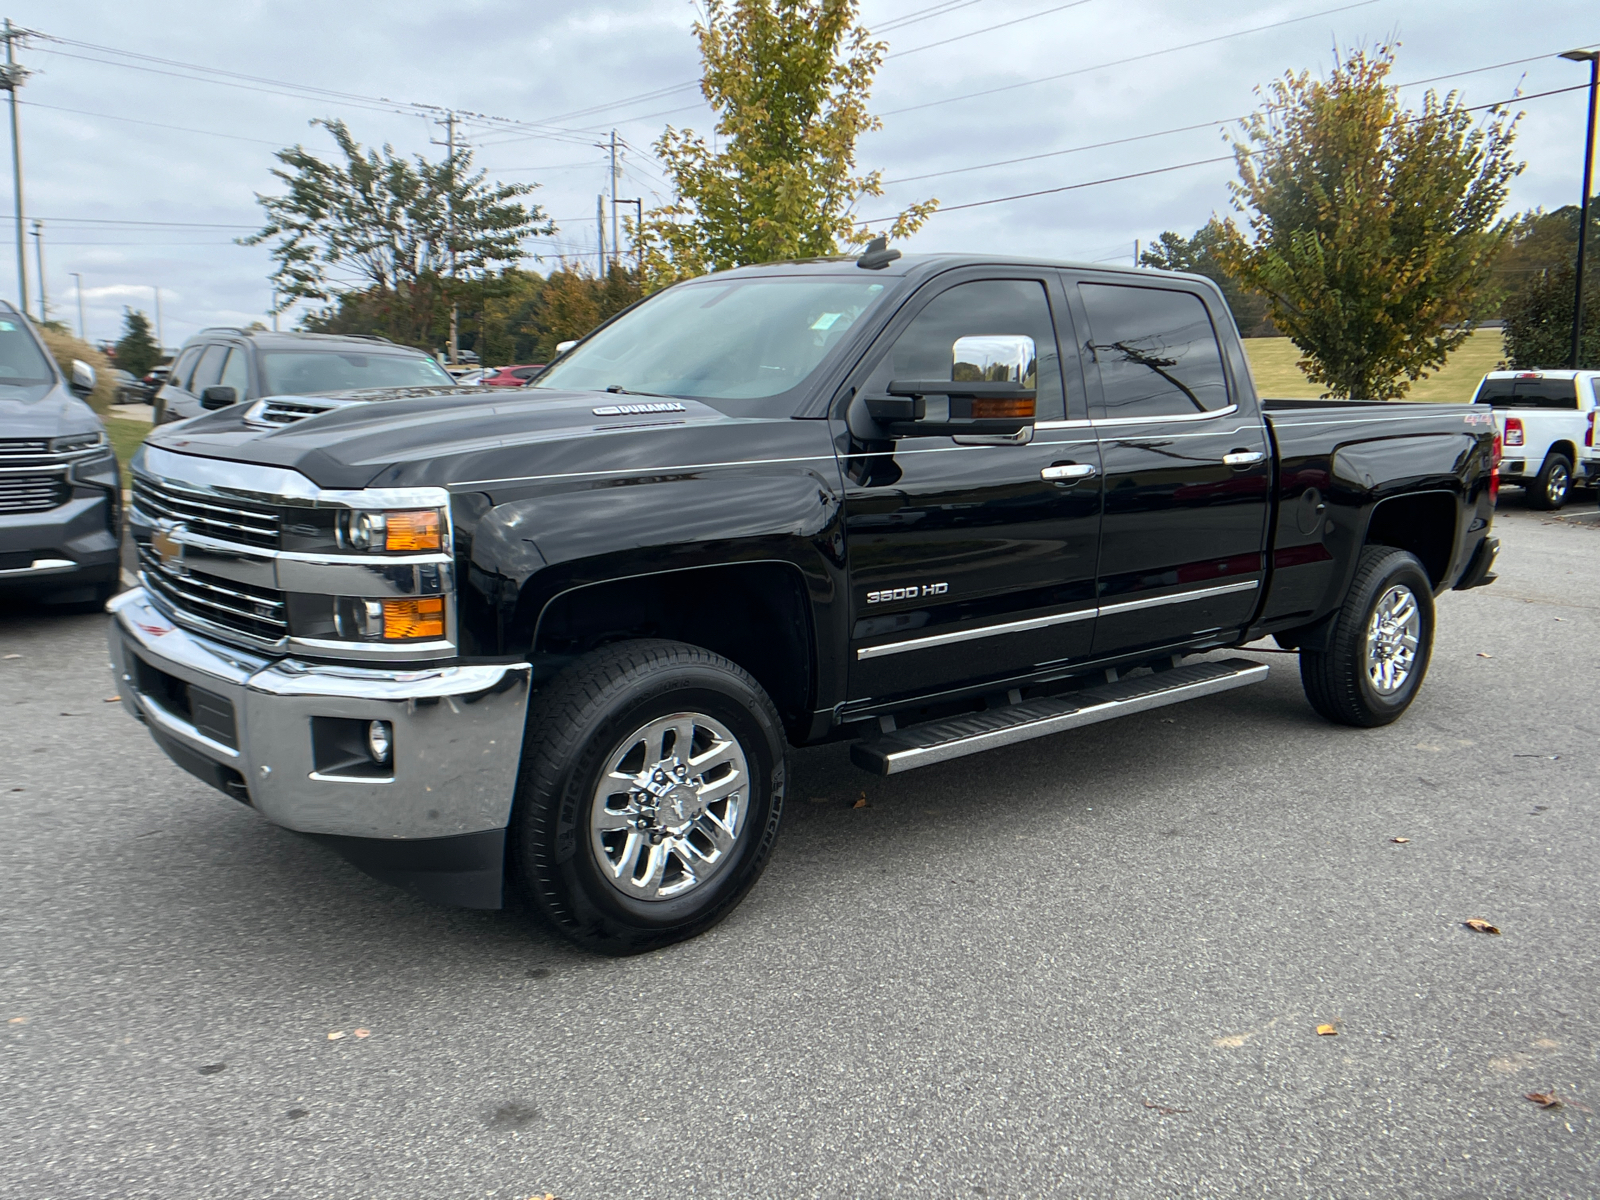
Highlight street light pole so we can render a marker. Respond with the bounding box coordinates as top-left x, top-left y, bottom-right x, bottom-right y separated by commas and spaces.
151, 285, 163, 353
1559, 49, 1600, 369
29, 216, 42, 322
70, 271, 84, 339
